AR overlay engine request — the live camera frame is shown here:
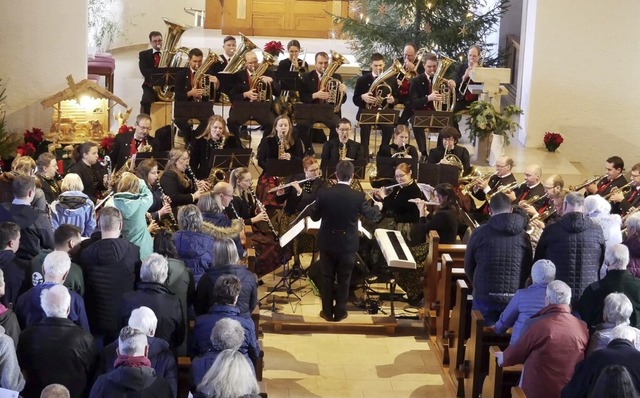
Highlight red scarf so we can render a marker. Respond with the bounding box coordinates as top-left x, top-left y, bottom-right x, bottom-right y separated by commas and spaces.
114, 355, 151, 369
